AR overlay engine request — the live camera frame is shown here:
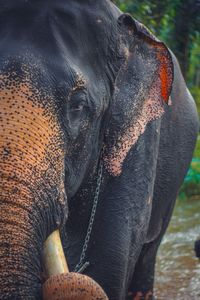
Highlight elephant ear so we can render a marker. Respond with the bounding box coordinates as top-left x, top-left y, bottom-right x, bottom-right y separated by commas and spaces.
103, 14, 174, 176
